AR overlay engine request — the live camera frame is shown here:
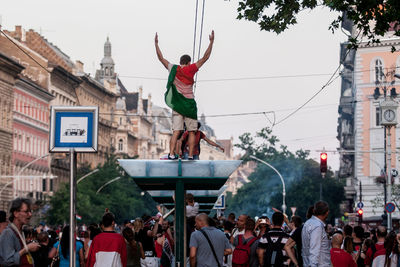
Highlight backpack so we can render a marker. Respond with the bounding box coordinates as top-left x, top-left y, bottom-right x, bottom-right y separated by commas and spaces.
232, 235, 257, 267
263, 234, 285, 267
